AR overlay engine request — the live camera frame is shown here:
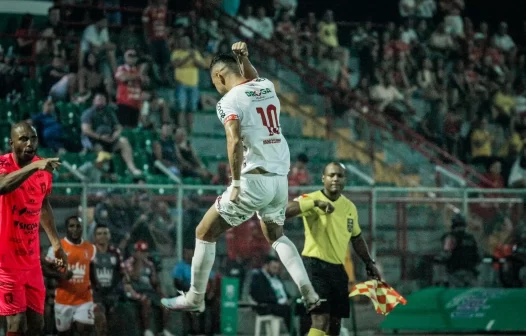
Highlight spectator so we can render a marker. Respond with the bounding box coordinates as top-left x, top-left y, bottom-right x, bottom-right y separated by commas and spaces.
15, 14, 35, 57
492, 82, 516, 133
438, 214, 480, 288
77, 52, 112, 103
211, 162, 230, 186
288, 153, 311, 186
254, 7, 274, 40
276, 12, 297, 48
35, 27, 65, 64
415, 0, 437, 21
370, 72, 412, 119
317, 10, 339, 57
141, 91, 171, 130
93, 190, 135, 245
103, 0, 122, 25
174, 127, 212, 182
77, 151, 115, 183
428, 22, 456, 55
493, 22, 516, 54
249, 256, 292, 331
319, 47, 341, 82
470, 116, 494, 165
80, 93, 143, 176
115, 49, 146, 128
440, 0, 465, 37
508, 146, 526, 188
79, 14, 117, 74
237, 5, 258, 39
142, 0, 170, 82
481, 159, 505, 188
0, 49, 26, 99
399, 0, 418, 18
45, 56, 75, 101
171, 36, 207, 132
31, 98, 65, 153
274, 0, 298, 19
125, 241, 174, 336
152, 123, 181, 176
